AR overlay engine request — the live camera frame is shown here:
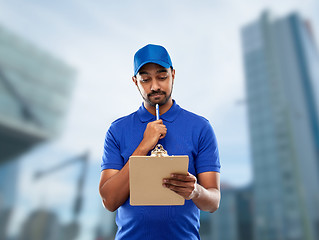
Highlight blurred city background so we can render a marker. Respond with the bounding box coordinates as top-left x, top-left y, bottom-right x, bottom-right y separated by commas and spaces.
0, 1, 318, 240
